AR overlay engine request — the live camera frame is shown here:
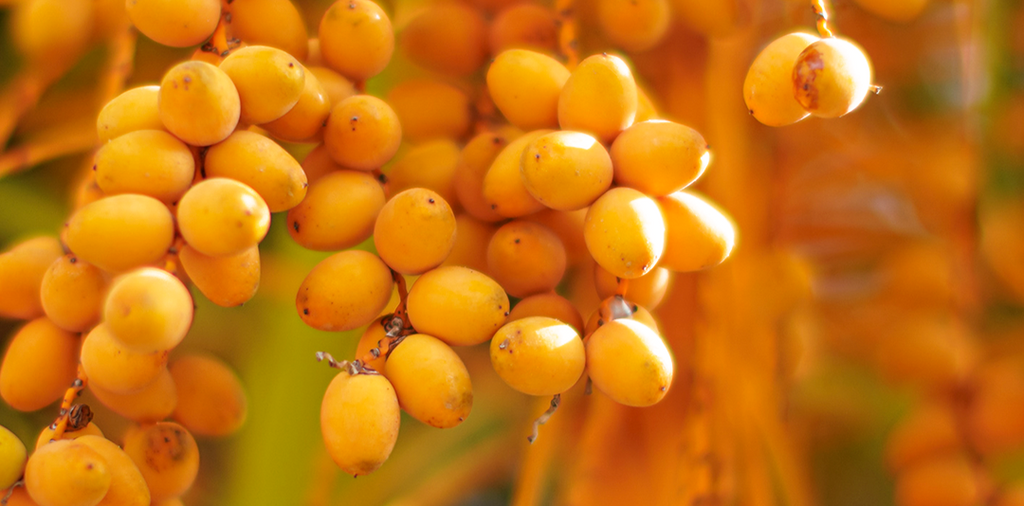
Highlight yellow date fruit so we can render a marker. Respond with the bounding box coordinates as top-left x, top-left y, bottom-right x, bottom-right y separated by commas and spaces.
407, 266, 509, 347
321, 370, 400, 476
586, 318, 673, 407
385, 334, 473, 428
490, 316, 585, 396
